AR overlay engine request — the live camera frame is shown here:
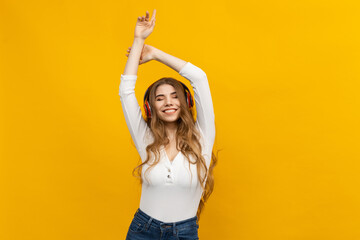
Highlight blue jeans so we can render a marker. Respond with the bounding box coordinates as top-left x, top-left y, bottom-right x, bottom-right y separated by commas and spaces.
125, 208, 199, 240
